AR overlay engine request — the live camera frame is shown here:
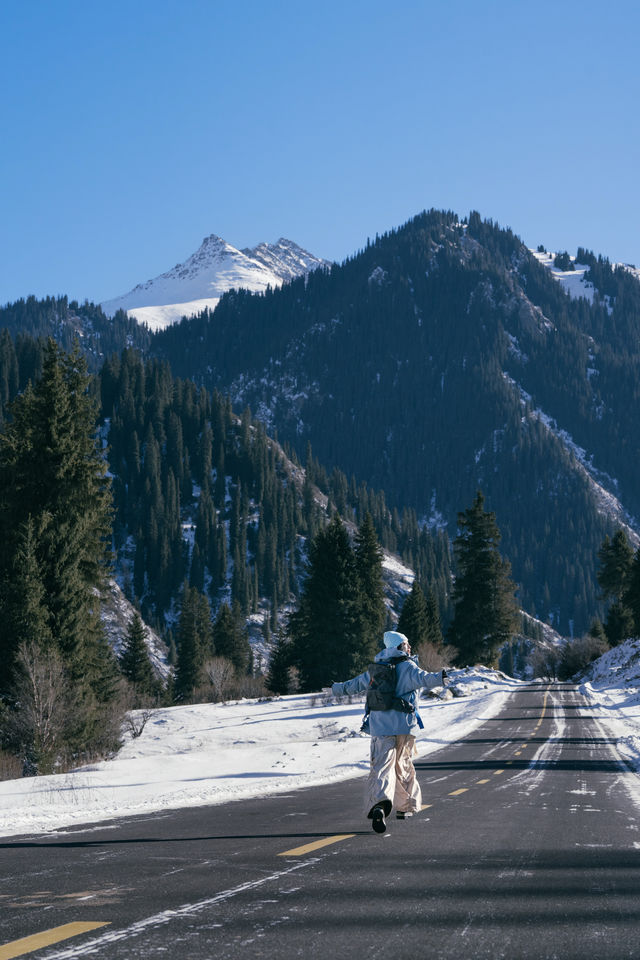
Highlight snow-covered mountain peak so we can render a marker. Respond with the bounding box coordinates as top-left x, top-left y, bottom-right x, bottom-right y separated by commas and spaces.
242, 238, 328, 282
101, 233, 329, 332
